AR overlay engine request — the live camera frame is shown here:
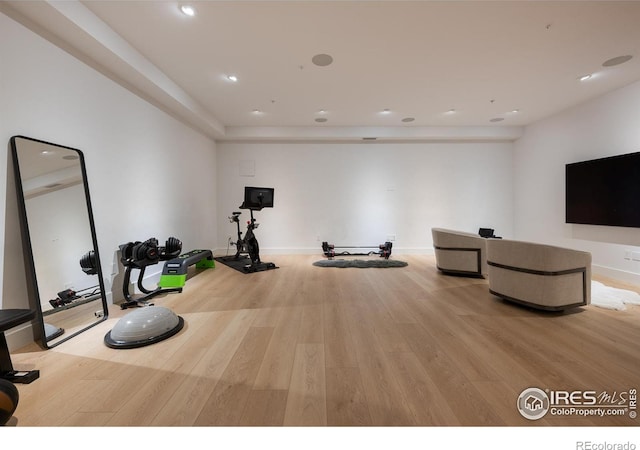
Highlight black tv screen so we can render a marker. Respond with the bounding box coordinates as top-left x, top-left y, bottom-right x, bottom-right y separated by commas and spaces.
243, 186, 274, 209
566, 152, 640, 228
